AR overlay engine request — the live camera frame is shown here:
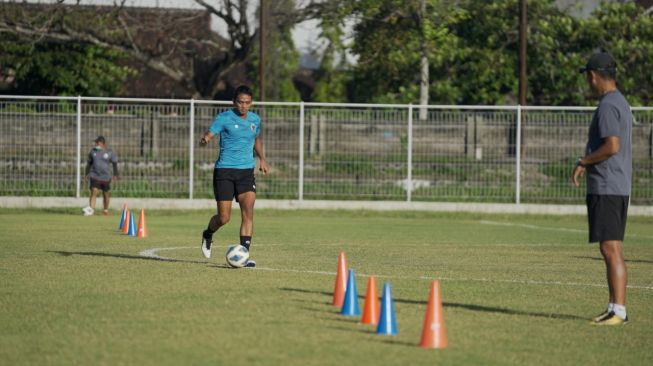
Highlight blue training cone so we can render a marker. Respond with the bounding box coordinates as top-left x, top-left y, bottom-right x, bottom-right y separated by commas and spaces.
341, 269, 361, 316
119, 204, 128, 230
376, 282, 398, 335
127, 210, 137, 236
